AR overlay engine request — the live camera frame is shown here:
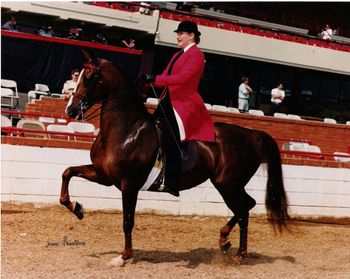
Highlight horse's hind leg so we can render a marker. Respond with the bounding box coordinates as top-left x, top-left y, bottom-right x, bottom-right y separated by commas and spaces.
219, 189, 256, 259
60, 164, 111, 219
